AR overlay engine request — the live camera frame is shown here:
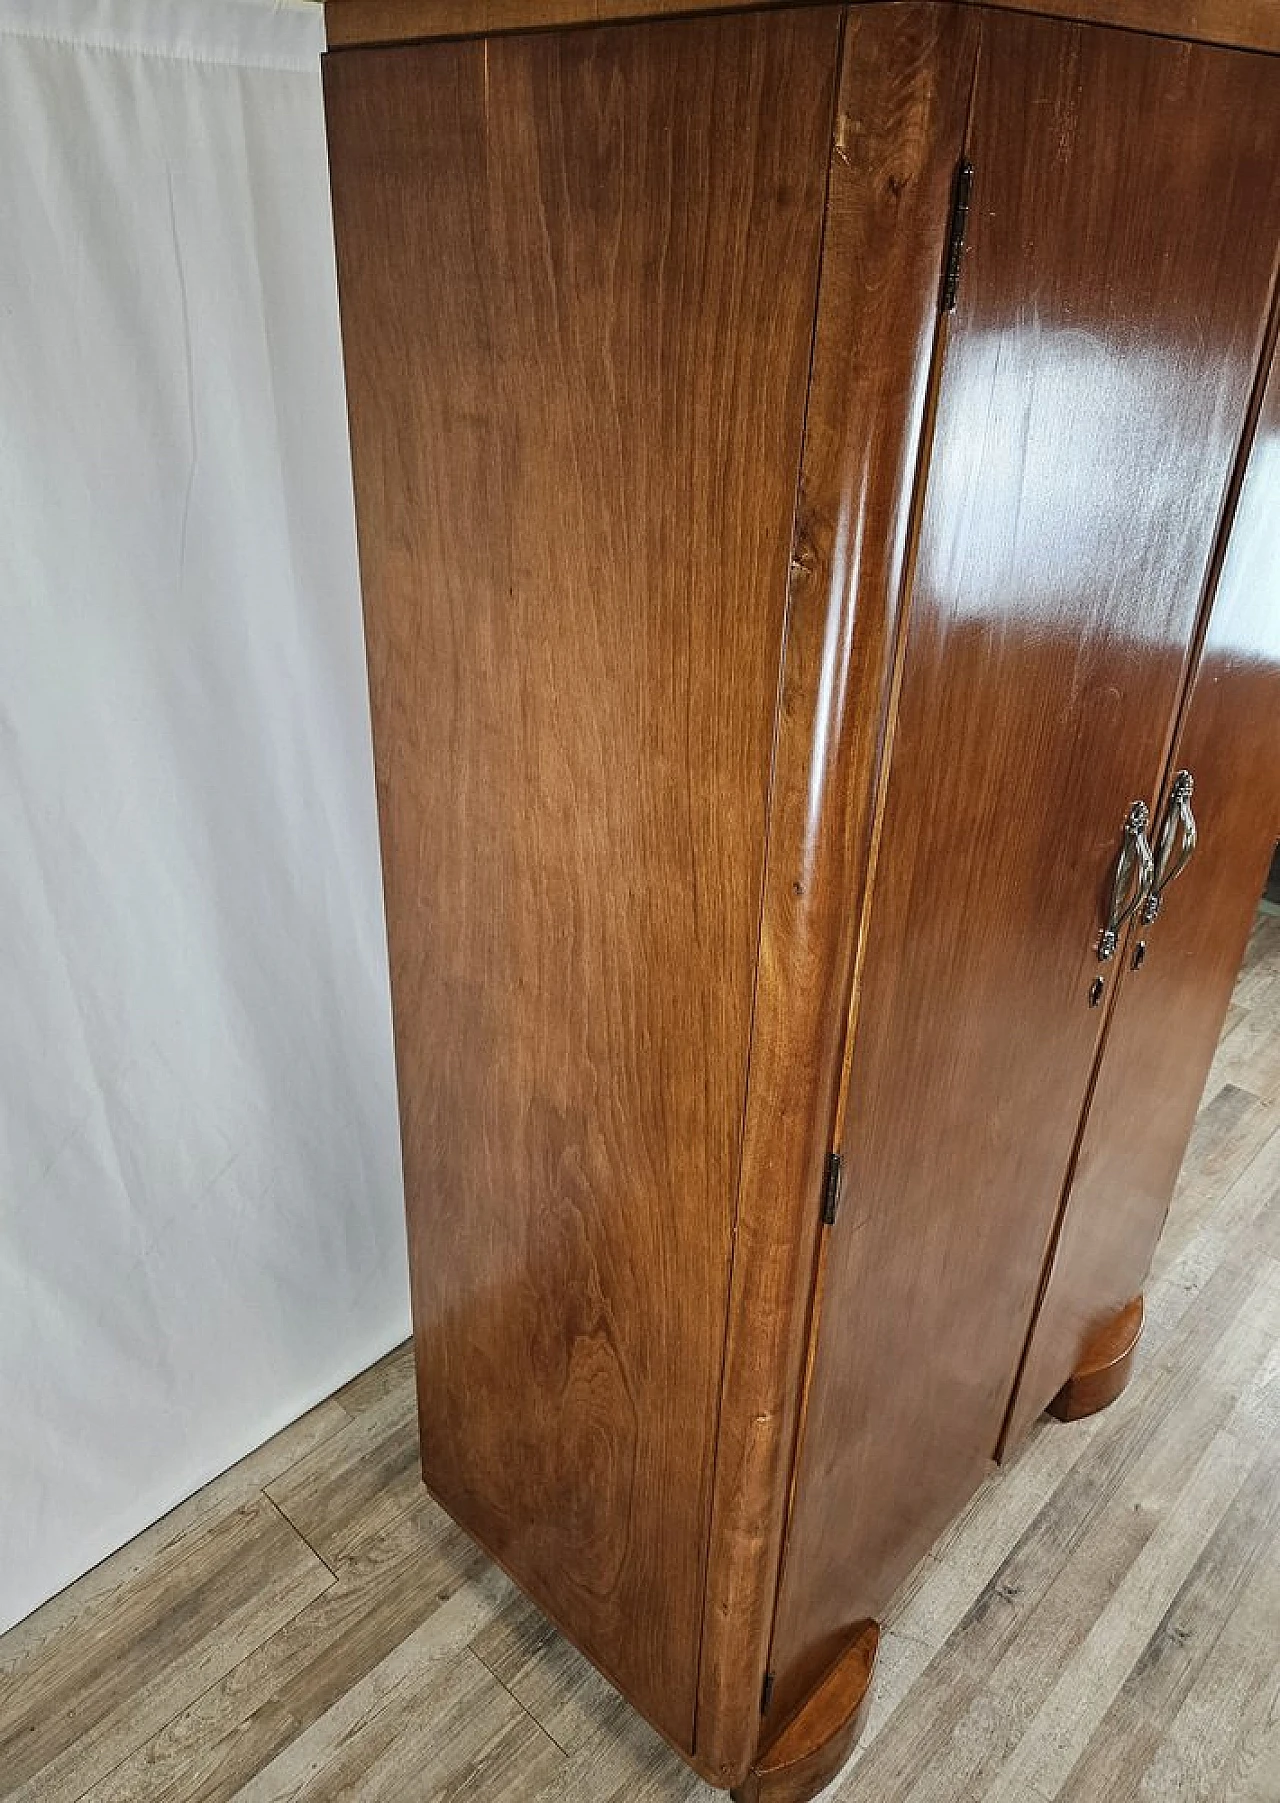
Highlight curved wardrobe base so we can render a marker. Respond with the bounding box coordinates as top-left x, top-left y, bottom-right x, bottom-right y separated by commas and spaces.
1048, 1295, 1144, 1422
730, 1621, 880, 1803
